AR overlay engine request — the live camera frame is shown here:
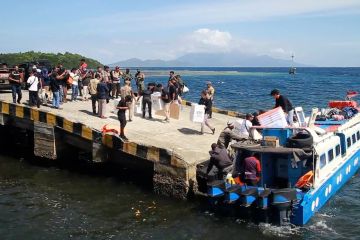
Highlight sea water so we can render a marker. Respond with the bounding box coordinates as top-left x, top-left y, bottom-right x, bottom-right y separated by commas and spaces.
1, 67, 360, 239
